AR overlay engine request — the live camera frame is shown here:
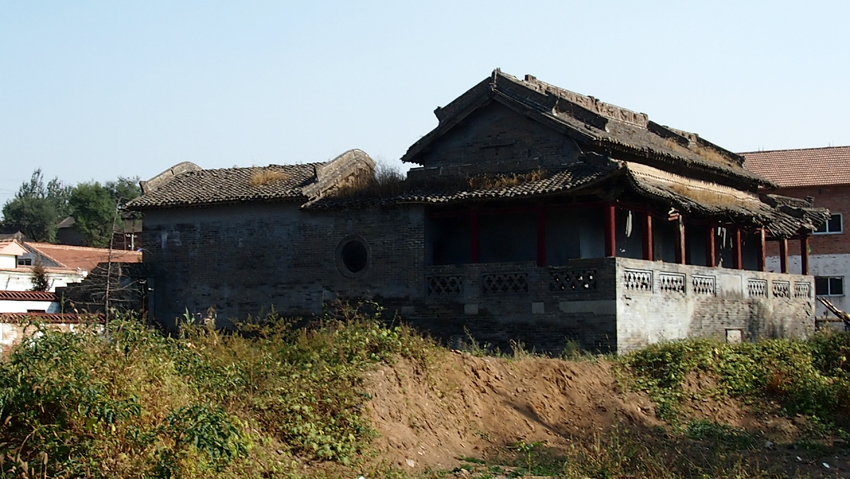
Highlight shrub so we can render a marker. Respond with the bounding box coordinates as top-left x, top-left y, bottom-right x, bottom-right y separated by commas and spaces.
0, 305, 437, 477
622, 332, 850, 422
